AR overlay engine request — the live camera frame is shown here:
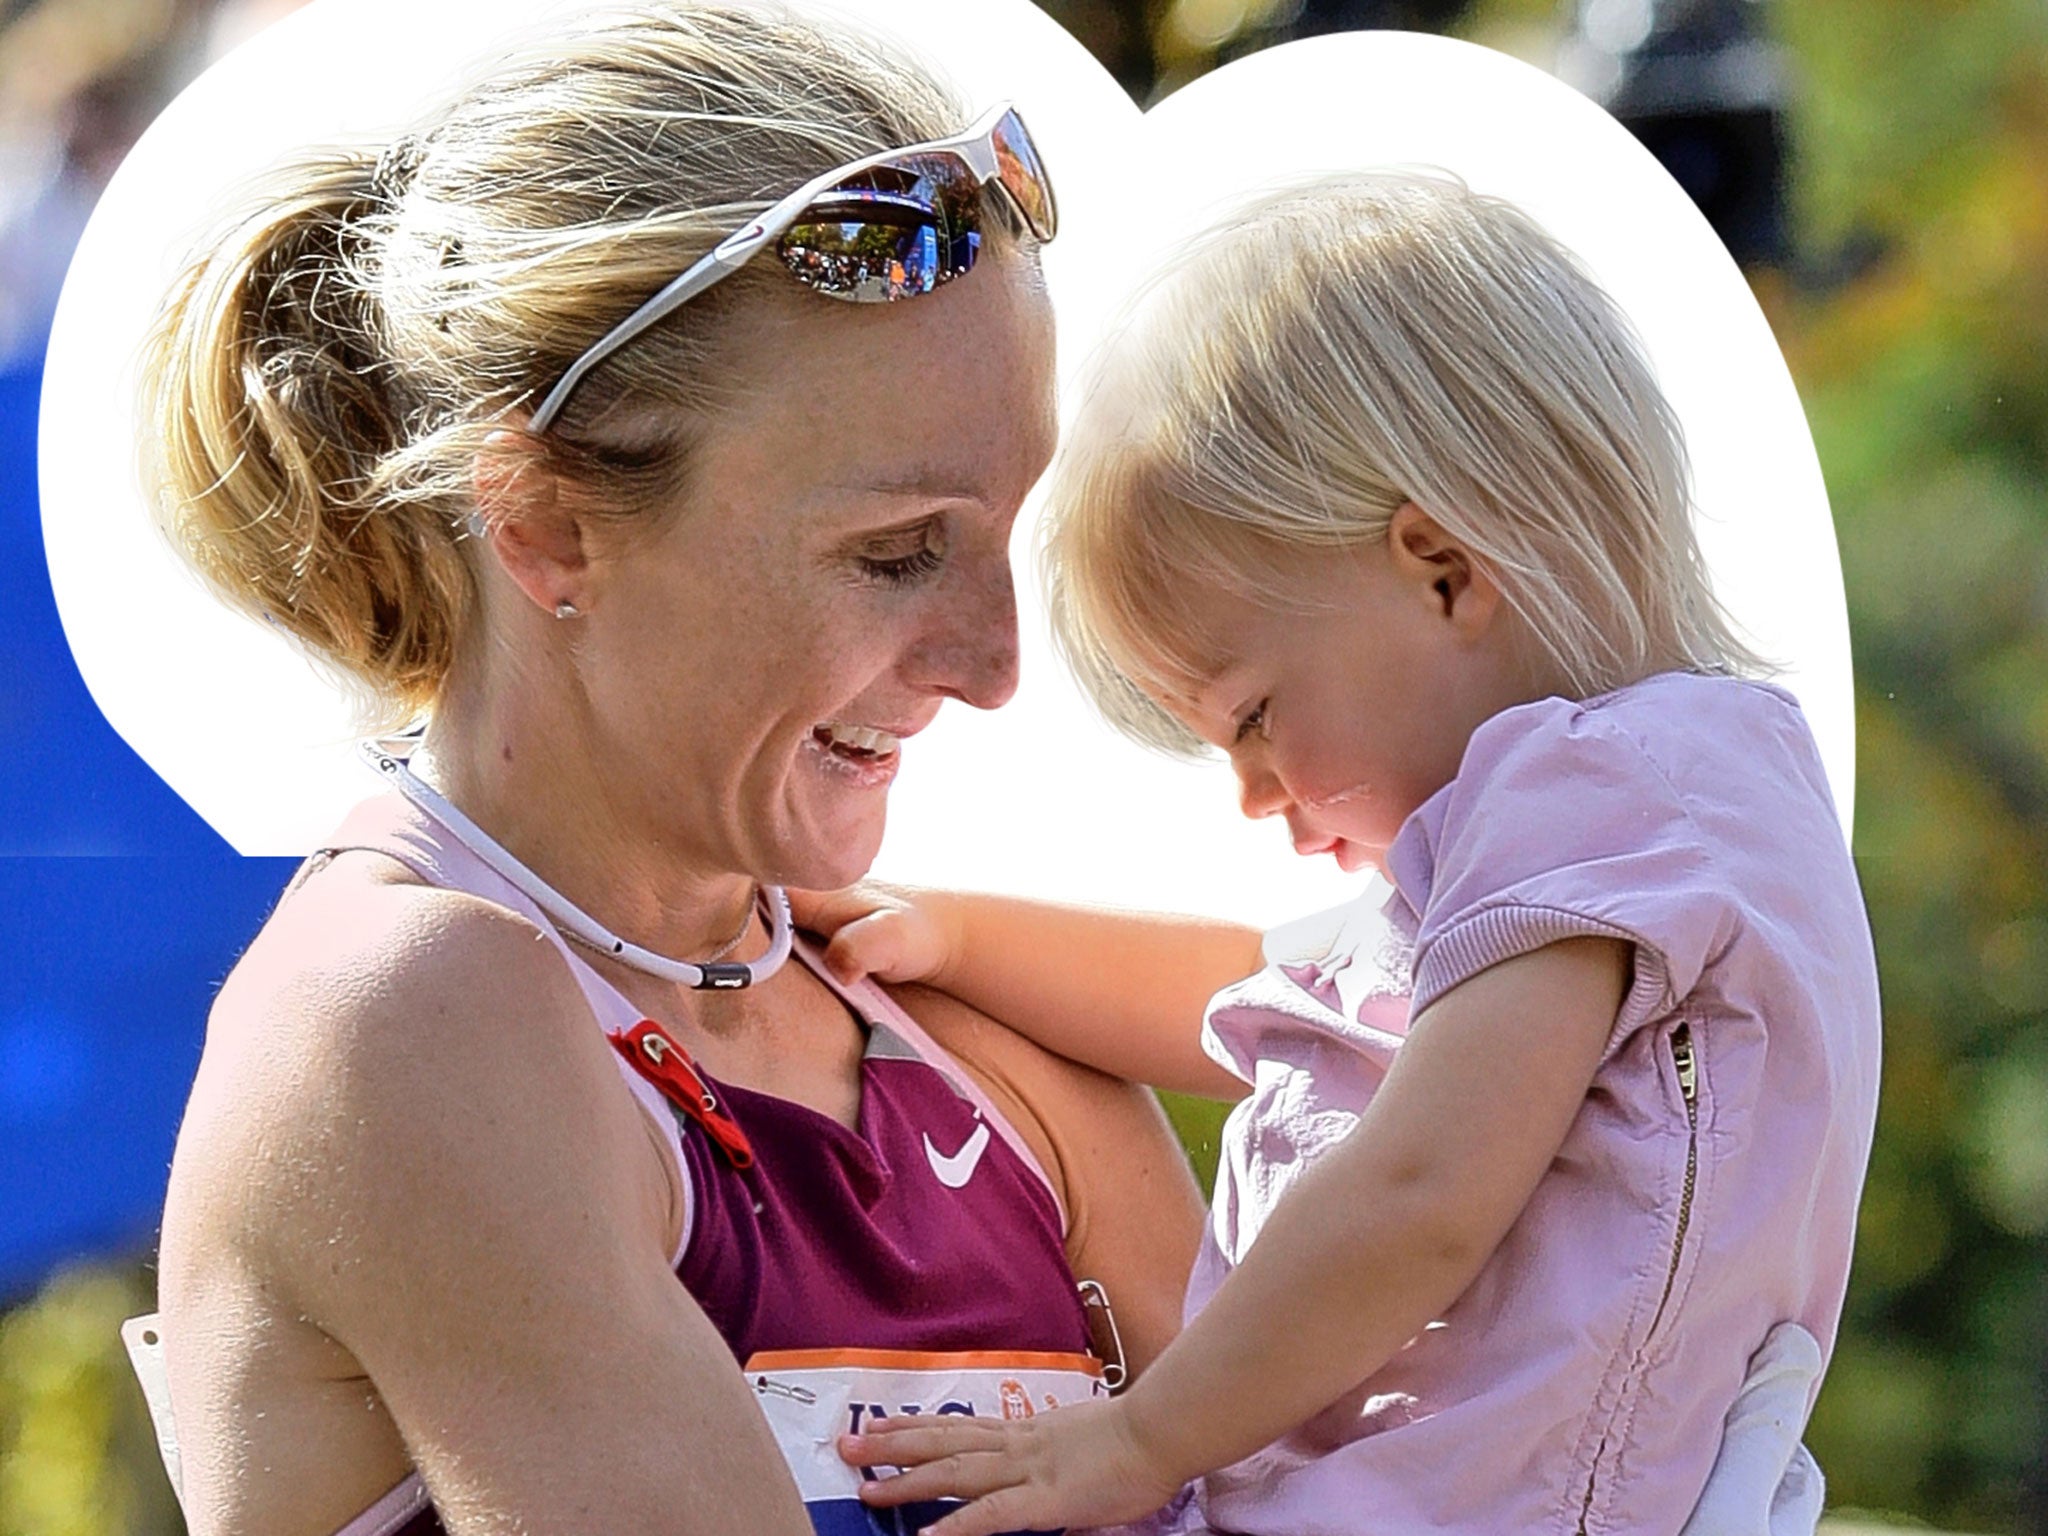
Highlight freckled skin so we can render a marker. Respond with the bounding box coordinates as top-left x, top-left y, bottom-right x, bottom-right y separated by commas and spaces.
431, 251, 1061, 950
